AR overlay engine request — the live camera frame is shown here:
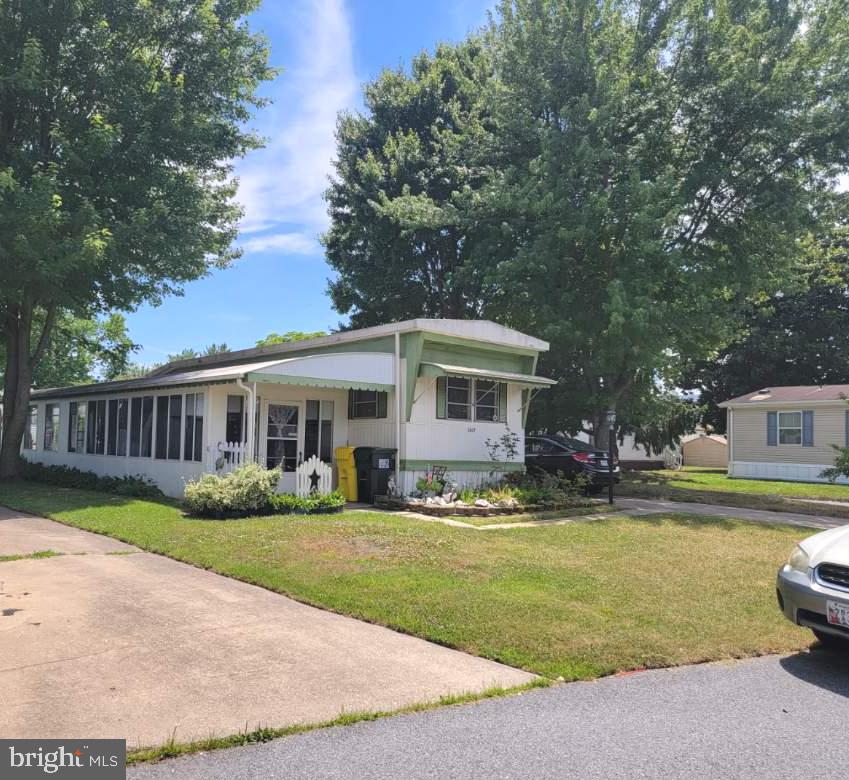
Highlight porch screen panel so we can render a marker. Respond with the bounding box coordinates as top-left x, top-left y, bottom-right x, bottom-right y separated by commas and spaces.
86, 399, 106, 455
116, 399, 129, 456
107, 399, 119, 455
68, 402, 79, 452
155, 396, 169, 459
167, 394, 182, 460
129, 397, 142, 457
183, 393, 204, 462
141, 396, 154, 457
